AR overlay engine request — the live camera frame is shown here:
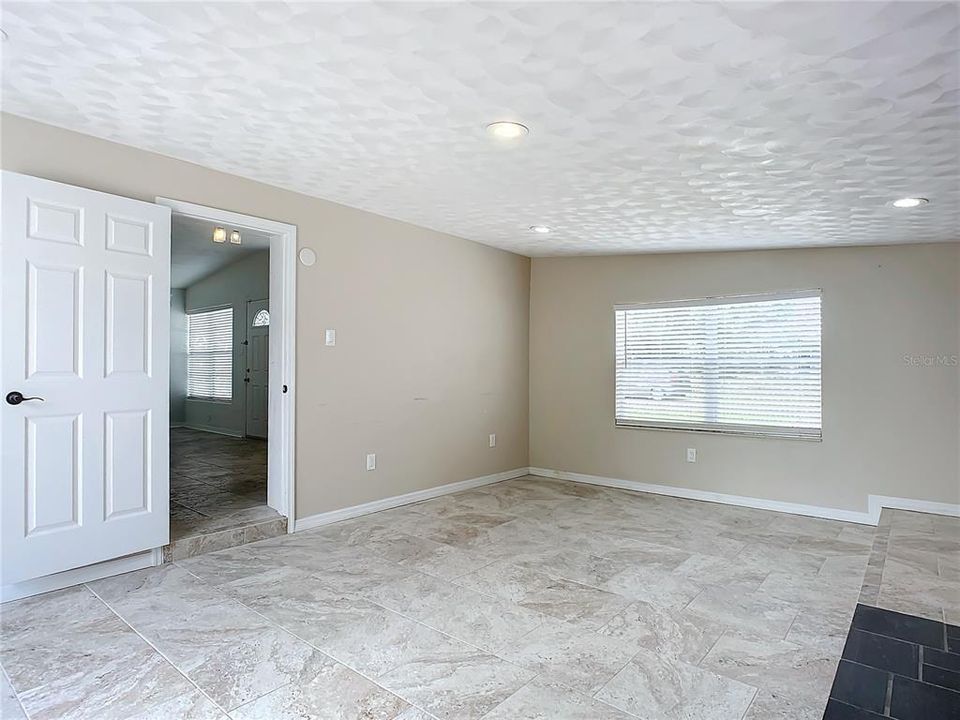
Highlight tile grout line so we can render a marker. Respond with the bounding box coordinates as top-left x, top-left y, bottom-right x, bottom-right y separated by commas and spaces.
82, 582, 230, 717
1, 662, 31, 720
883, 671, 894, 716
174, 563, 440, 718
